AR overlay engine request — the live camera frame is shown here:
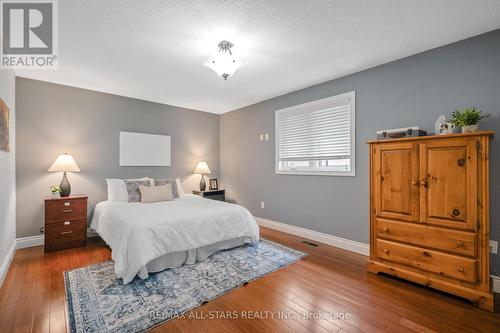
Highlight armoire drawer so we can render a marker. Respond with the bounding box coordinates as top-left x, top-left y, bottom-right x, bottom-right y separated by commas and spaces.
376, 239, 477, 283
376, 218, 476, 257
